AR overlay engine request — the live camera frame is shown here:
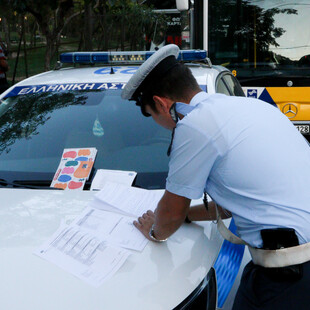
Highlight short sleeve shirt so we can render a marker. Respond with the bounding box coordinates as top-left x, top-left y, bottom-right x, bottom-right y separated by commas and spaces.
166, 91, 310, 247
